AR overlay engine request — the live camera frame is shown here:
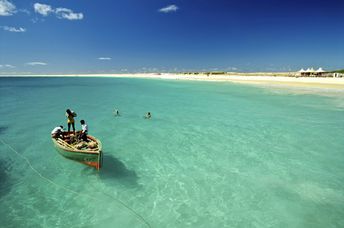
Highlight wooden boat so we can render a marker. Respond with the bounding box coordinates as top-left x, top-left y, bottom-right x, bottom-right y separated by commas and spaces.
52, 133, 103, 170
